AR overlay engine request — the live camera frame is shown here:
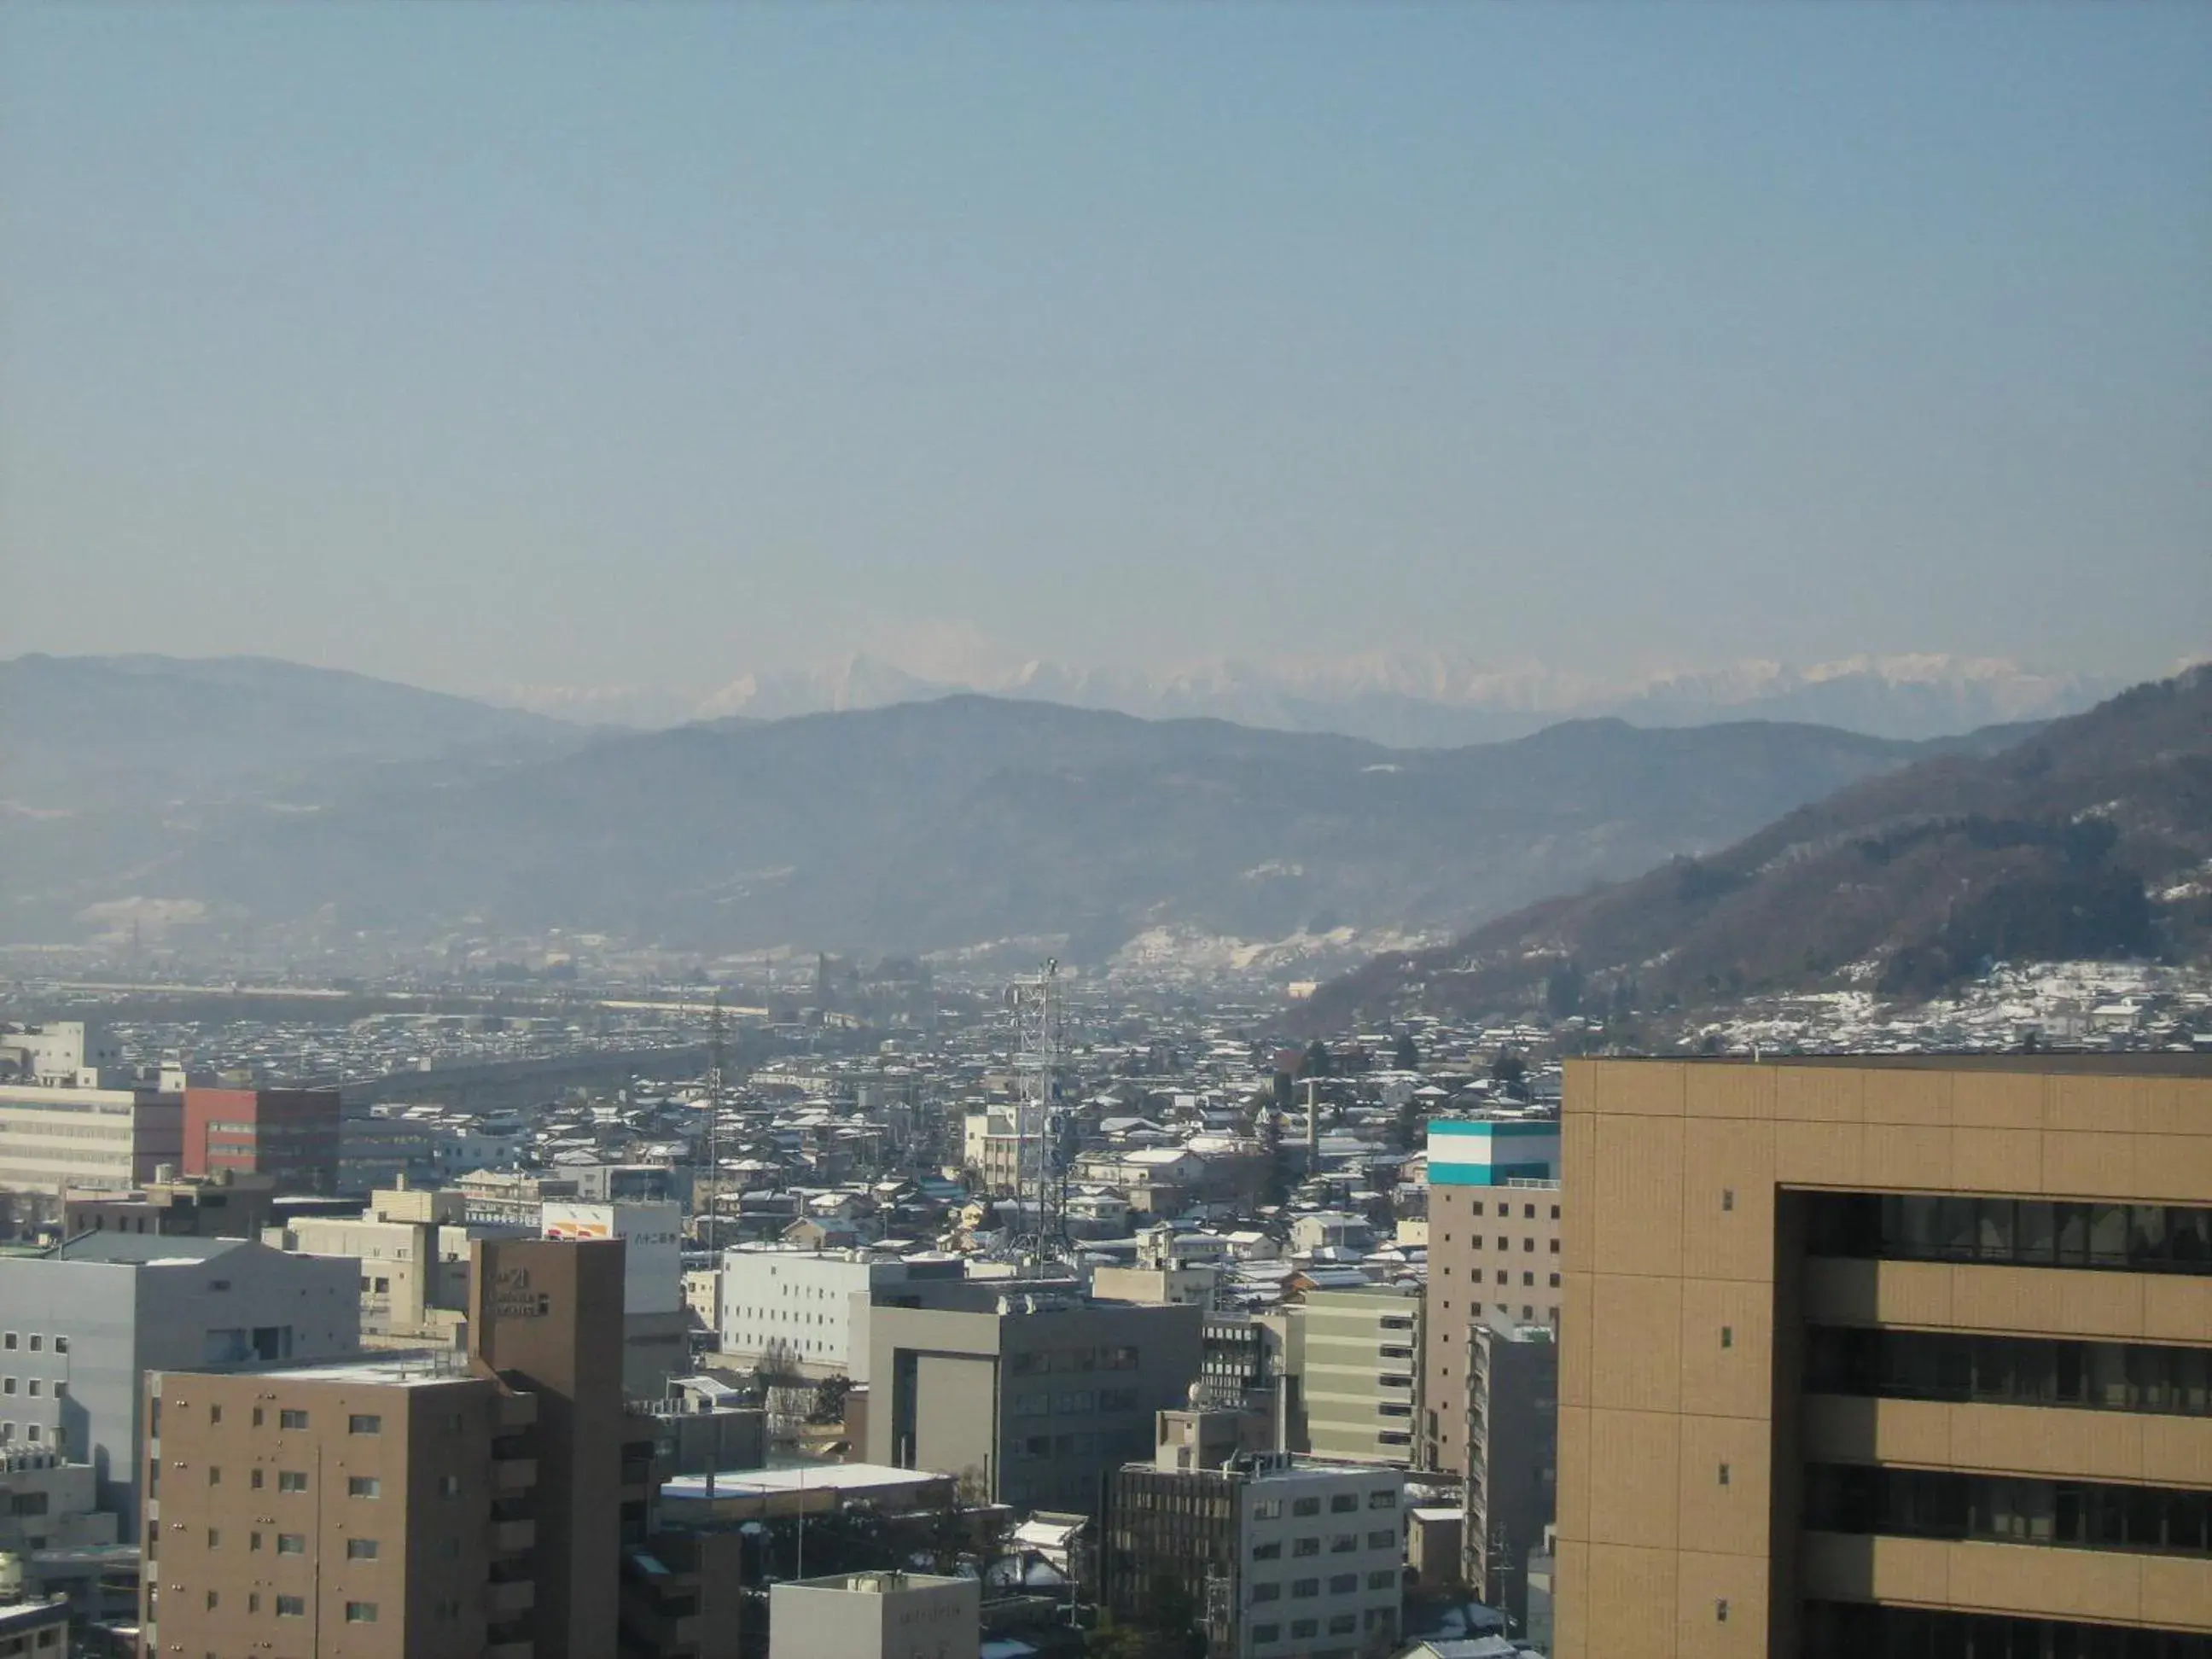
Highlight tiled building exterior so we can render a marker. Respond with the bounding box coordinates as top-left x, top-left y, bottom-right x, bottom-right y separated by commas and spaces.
1555, 1055, 2212, 1659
